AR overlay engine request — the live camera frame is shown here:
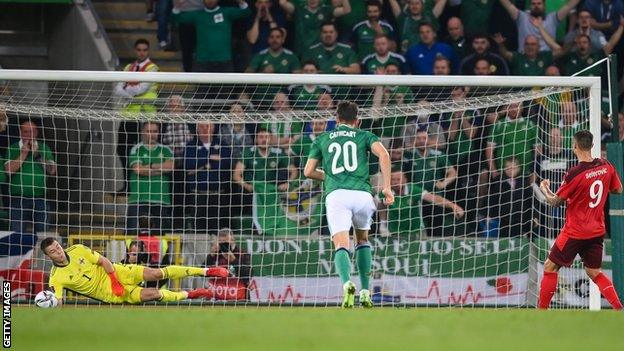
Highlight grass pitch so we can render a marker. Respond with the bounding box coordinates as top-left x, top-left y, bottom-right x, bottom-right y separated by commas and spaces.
12, 307, 623, 350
